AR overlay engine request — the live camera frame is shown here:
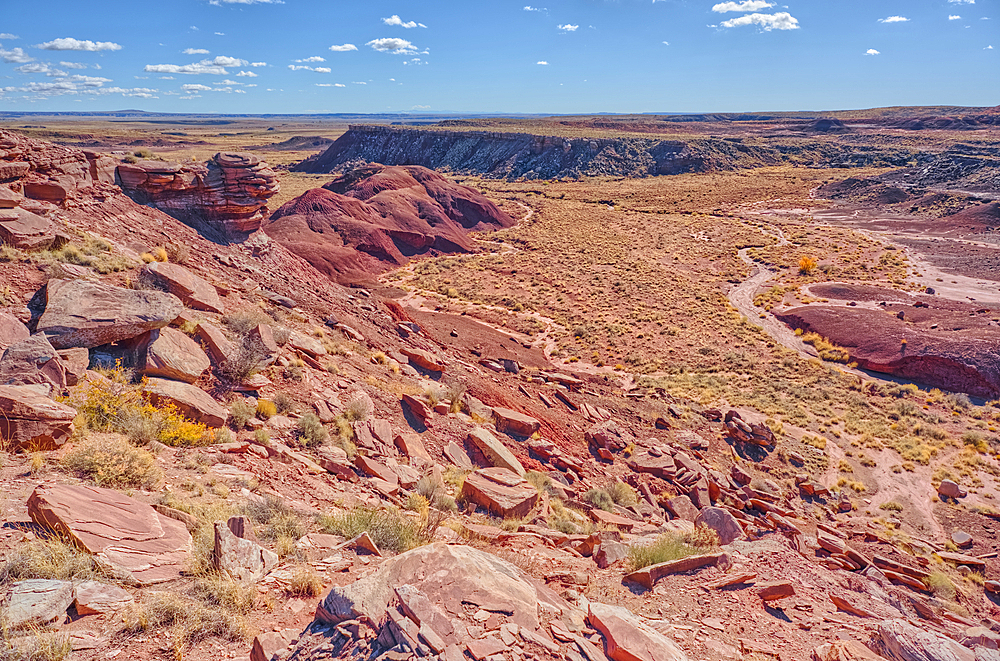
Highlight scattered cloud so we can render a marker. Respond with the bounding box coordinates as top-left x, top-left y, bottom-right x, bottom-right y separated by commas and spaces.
295, 56, 325, 62
0, 47, 33, 63
412, 105, 430, 110
712, 1, 774, 12
144, 55, 248, 75
987, 45, 995, 49
15, 62, 57, 74
329, 44, 358, 52
288, 64, 331, 72
35, 37, 122, 51
523, 6, 546, 11
537, 60, 549, 65
382, 15, 425, 28
250, 61, 266, 67
878, 16, 909, 23
352, 81, 366, 84
183, 48, 210, 55
214, 32, 225, 36
366, 38, 418, 54
949, 14, 961, 19
182, 83, 213, 92
236, 70, 257, 77
402, 57, 426, 65
866, 48, 880, 55
0, 34, 19, 40
948, 0, 974, 4
663, 41, 670, 45
59, 61, 87, 69
557, 24, 579, 31
719, 12, 799, 30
